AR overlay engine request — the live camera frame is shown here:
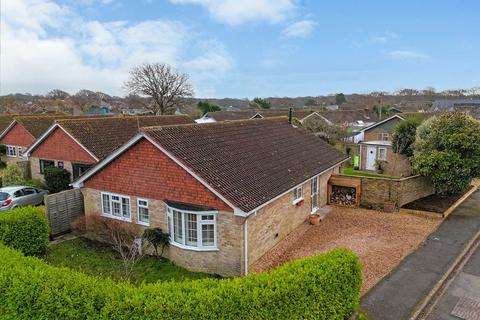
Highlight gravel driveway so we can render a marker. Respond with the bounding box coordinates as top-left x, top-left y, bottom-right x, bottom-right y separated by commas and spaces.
250, 206, 441, 293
